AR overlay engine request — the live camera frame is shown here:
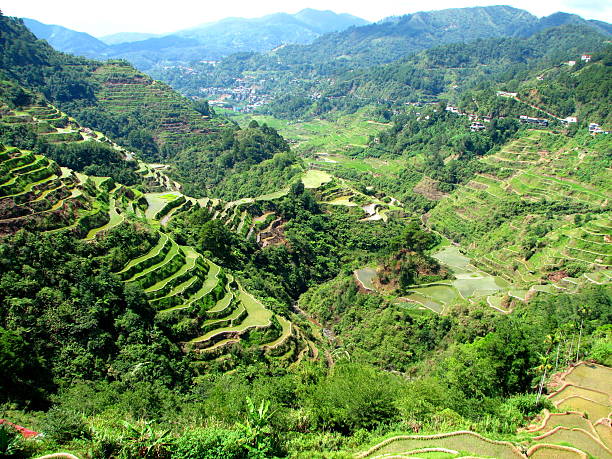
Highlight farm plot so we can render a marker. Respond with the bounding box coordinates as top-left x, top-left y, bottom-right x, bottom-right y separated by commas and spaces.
355, 268, 377, 291
302, 169, 333, 189
358, 431, 524, 459
144, 192, 182, 220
